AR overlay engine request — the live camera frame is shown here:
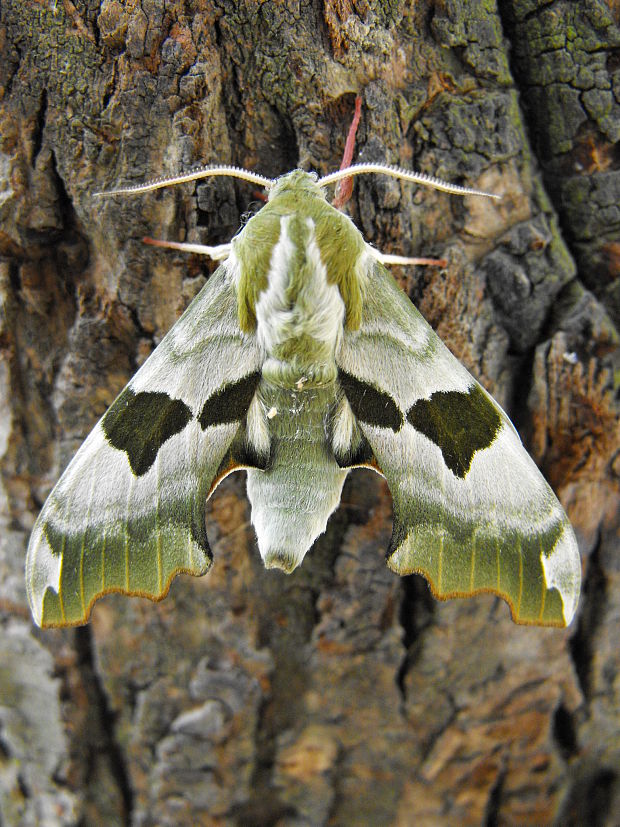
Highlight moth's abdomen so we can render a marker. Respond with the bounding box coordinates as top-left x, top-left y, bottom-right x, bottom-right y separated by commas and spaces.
246, 383, 347, 572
